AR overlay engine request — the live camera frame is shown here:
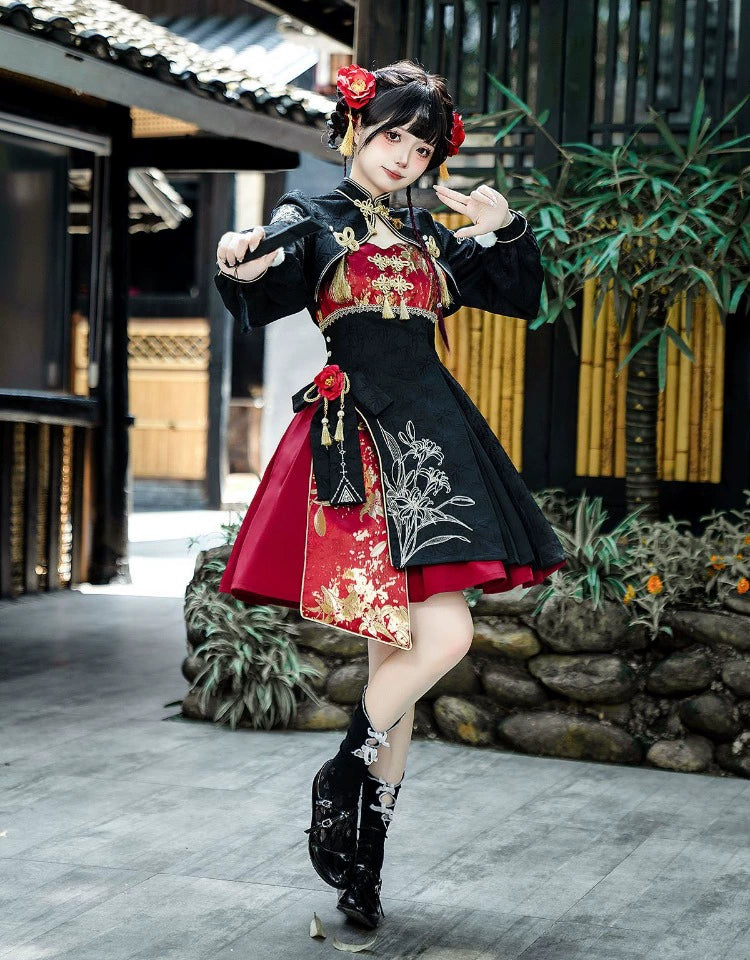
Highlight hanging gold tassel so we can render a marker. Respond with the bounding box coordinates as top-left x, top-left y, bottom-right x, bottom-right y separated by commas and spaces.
330, 255, 352, 302
321, 398, 332, 446
399, 298, 409, 320
439, 159, 450, 180
435, 262, 452, 308
338, 111, 355, 157
334, 406, 345, 441
382, 294, 395, 319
